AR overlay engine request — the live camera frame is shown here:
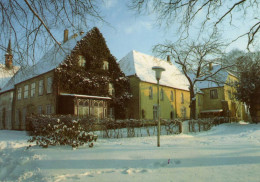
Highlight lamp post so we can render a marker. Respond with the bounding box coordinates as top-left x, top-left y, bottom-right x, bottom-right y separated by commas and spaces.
152, 66, 165, 147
